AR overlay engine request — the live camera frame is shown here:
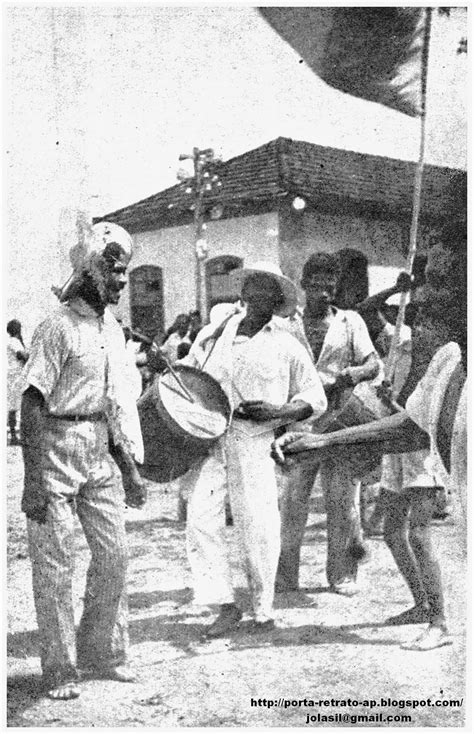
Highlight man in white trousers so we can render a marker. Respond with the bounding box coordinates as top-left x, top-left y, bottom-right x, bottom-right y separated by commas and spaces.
183, 262, 327, 638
